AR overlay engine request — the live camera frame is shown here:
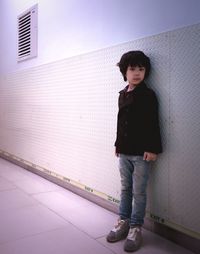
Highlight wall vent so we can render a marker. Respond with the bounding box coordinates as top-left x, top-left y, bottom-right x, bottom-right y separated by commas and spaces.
17, 5, 38, 62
